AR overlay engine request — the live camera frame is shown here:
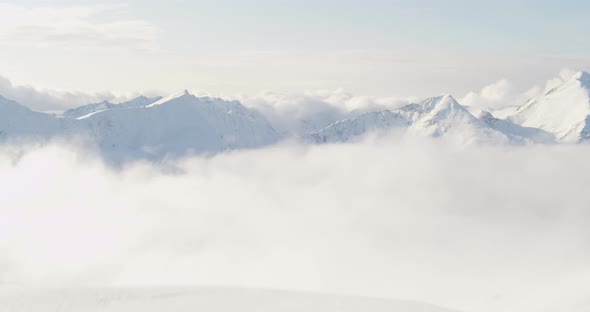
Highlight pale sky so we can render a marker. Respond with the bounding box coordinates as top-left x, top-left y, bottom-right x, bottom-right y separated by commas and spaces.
0, 0, 589, 102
